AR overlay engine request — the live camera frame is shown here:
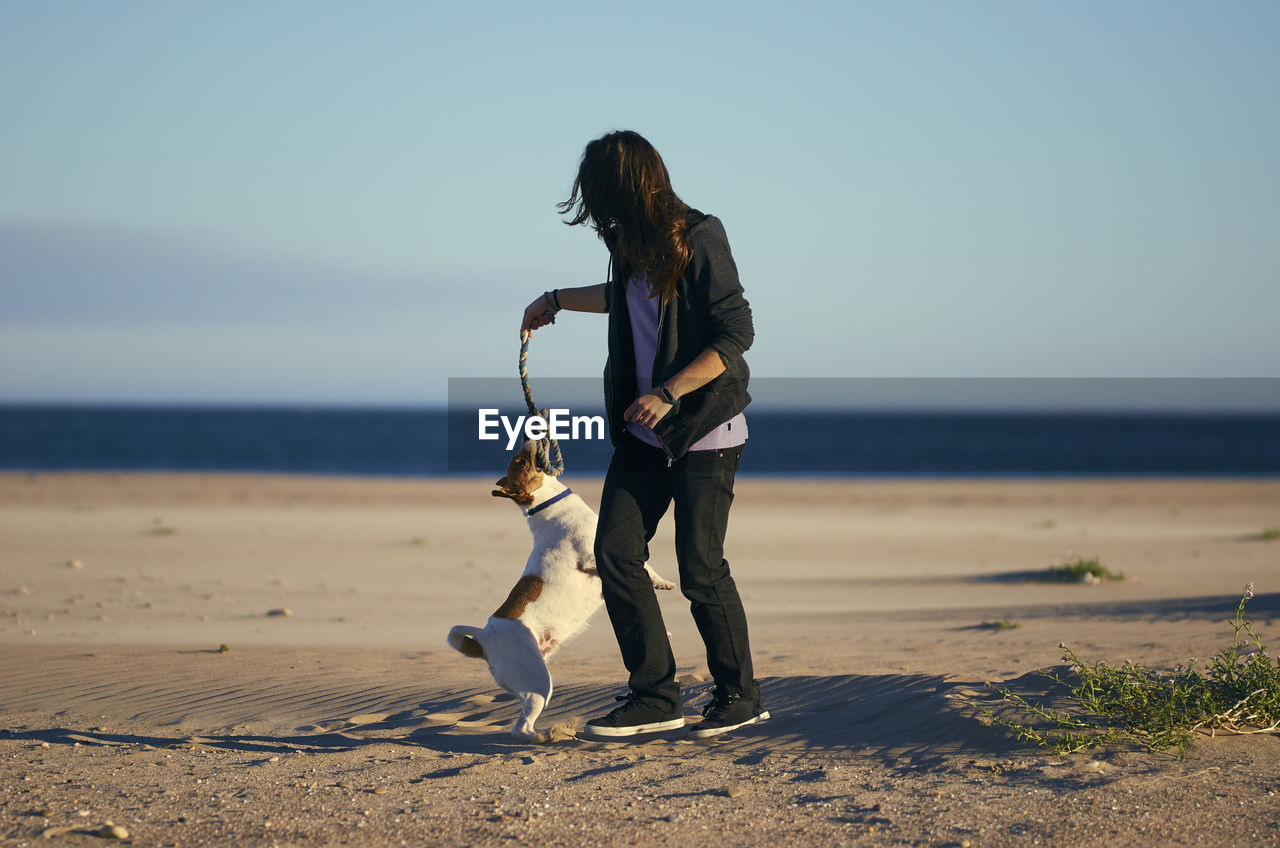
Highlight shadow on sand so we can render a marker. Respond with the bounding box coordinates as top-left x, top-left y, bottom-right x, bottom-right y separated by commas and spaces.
939, 590, 1279, 626
4, 671, 1020, 772
17, 596, 1273, 769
